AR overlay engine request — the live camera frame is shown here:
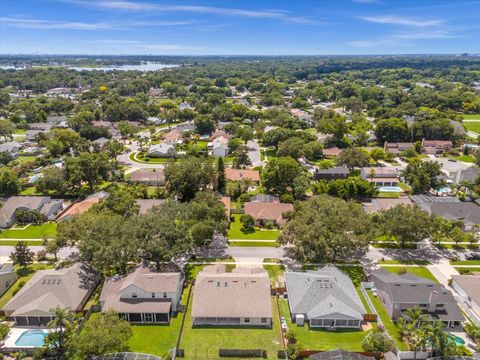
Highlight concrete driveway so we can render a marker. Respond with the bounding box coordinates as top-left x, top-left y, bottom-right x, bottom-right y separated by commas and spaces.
246, 140, 264, 167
